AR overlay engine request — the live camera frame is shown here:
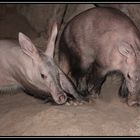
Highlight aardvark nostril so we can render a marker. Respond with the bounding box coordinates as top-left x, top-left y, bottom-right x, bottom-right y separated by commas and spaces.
56, 93, 67, 105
